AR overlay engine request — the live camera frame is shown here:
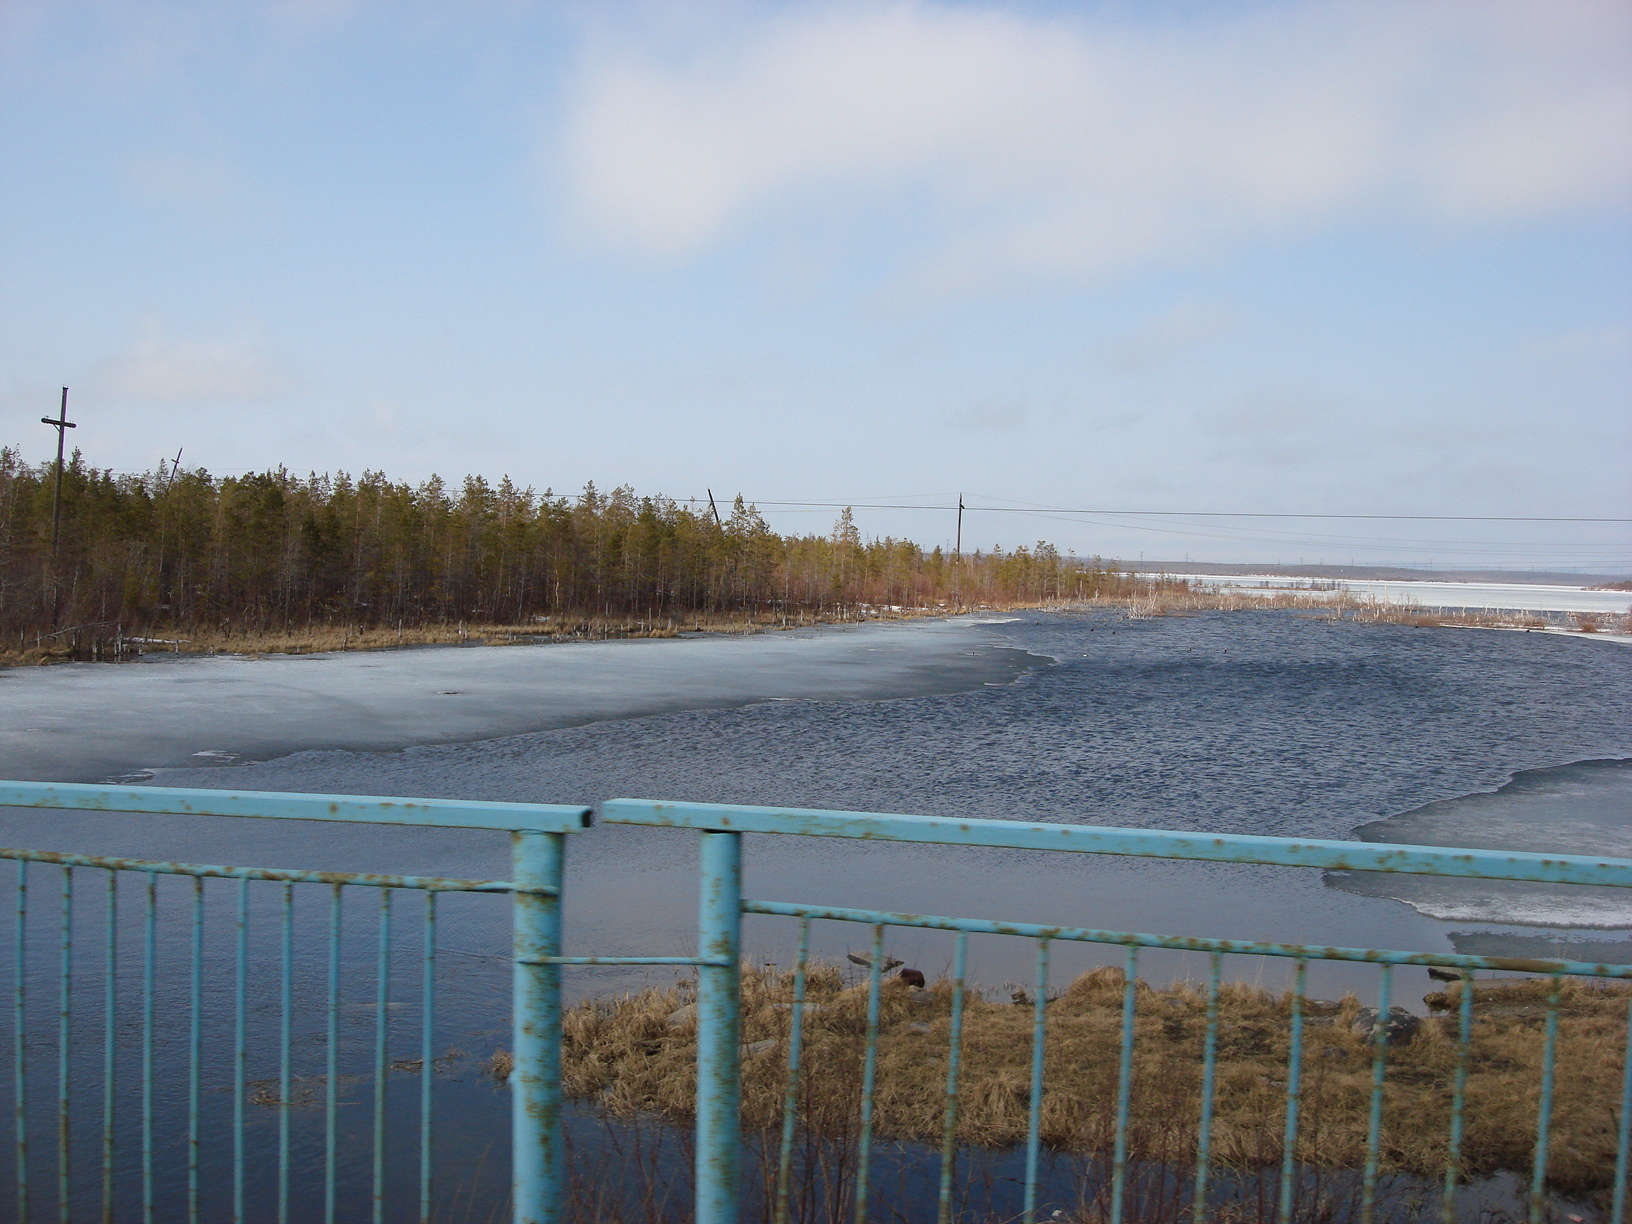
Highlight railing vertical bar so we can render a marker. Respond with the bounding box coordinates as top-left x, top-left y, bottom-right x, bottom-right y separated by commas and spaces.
1276, 958, 1307, 1224
56, 867, 71, 1224
696, 830, 743, 1224
1190, 951, 1223, 1224
233, 877, 248, 1224
1527, 975, 1563, 1224
372, 889, 392, 1224
1359, 965, 1393, 1222
278, 882, 294, 1224
773, 916, 811, 1224
141, 872, 156, 1224
511, 832, 565, 1224
326, 885, 342, 1224
1022, 939, 1051, 1224
936, 931, 969, 1224
1108, 946, 1139, 1224
1441, 972, 1475, 1223
1612, 987, 1632, 1224
100, 870, 115, 1224
15, 858, 28, 1224
188, 877, 203, 1224
419, 892, 436, 1224
853, 924, 886, 1224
